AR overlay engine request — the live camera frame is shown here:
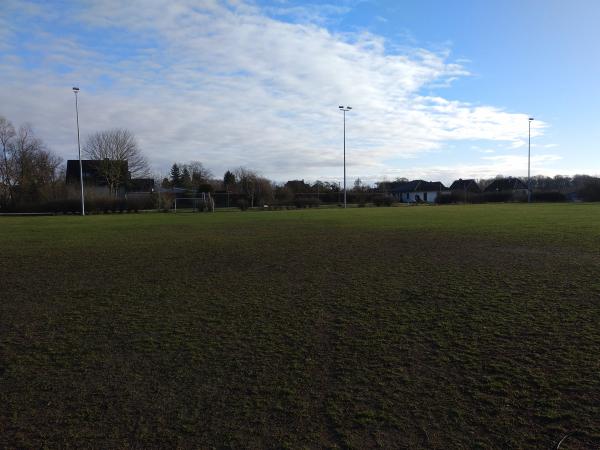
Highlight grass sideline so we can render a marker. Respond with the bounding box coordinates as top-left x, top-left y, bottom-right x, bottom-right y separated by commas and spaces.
1, 204, 599, 448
